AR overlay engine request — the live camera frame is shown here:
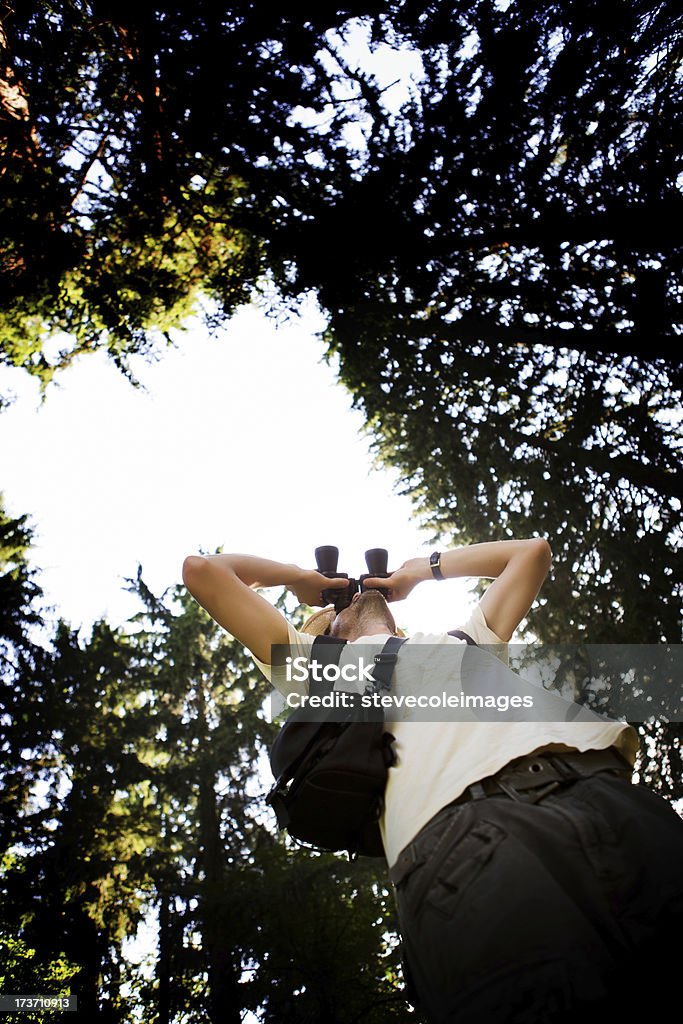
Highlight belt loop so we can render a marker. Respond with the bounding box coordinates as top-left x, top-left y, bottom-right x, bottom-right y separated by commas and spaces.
389, 845, 423, 887
546, 754, 579, 781
498, 778, 563, 804
468, 781, 487, 801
